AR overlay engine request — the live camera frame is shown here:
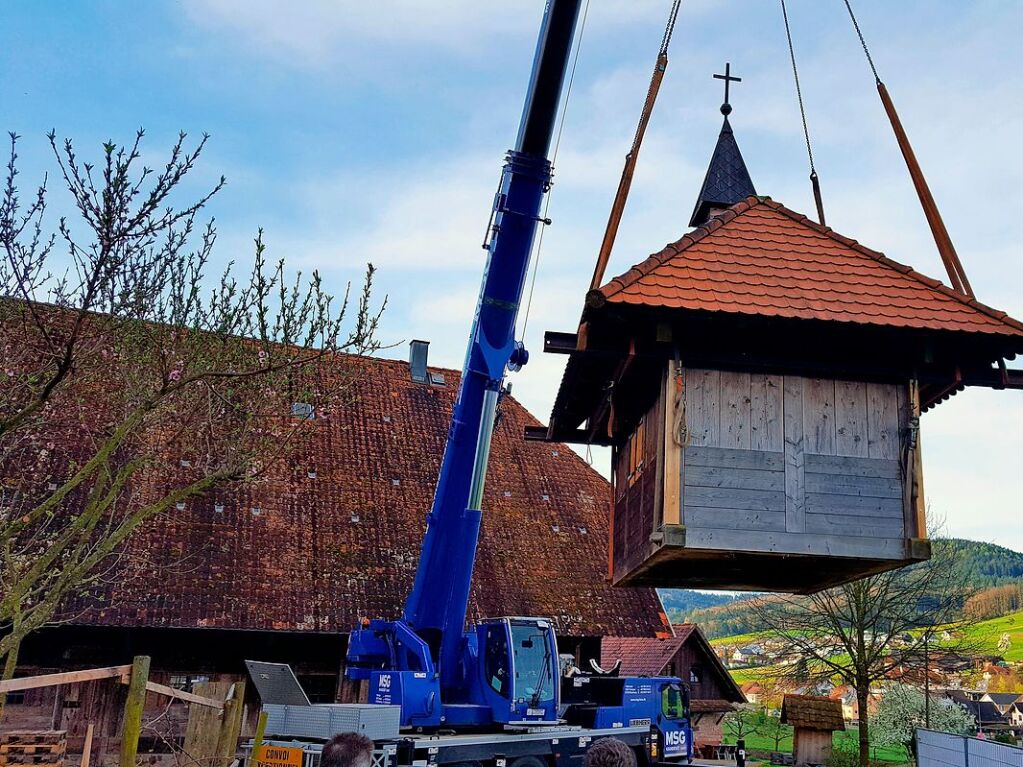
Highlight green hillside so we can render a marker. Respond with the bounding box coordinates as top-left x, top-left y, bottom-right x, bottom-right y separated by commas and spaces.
658, 589, 739, 622
936, 539, 1023, 587
958, 611, 1023, 662
690, 539, 1023, 639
